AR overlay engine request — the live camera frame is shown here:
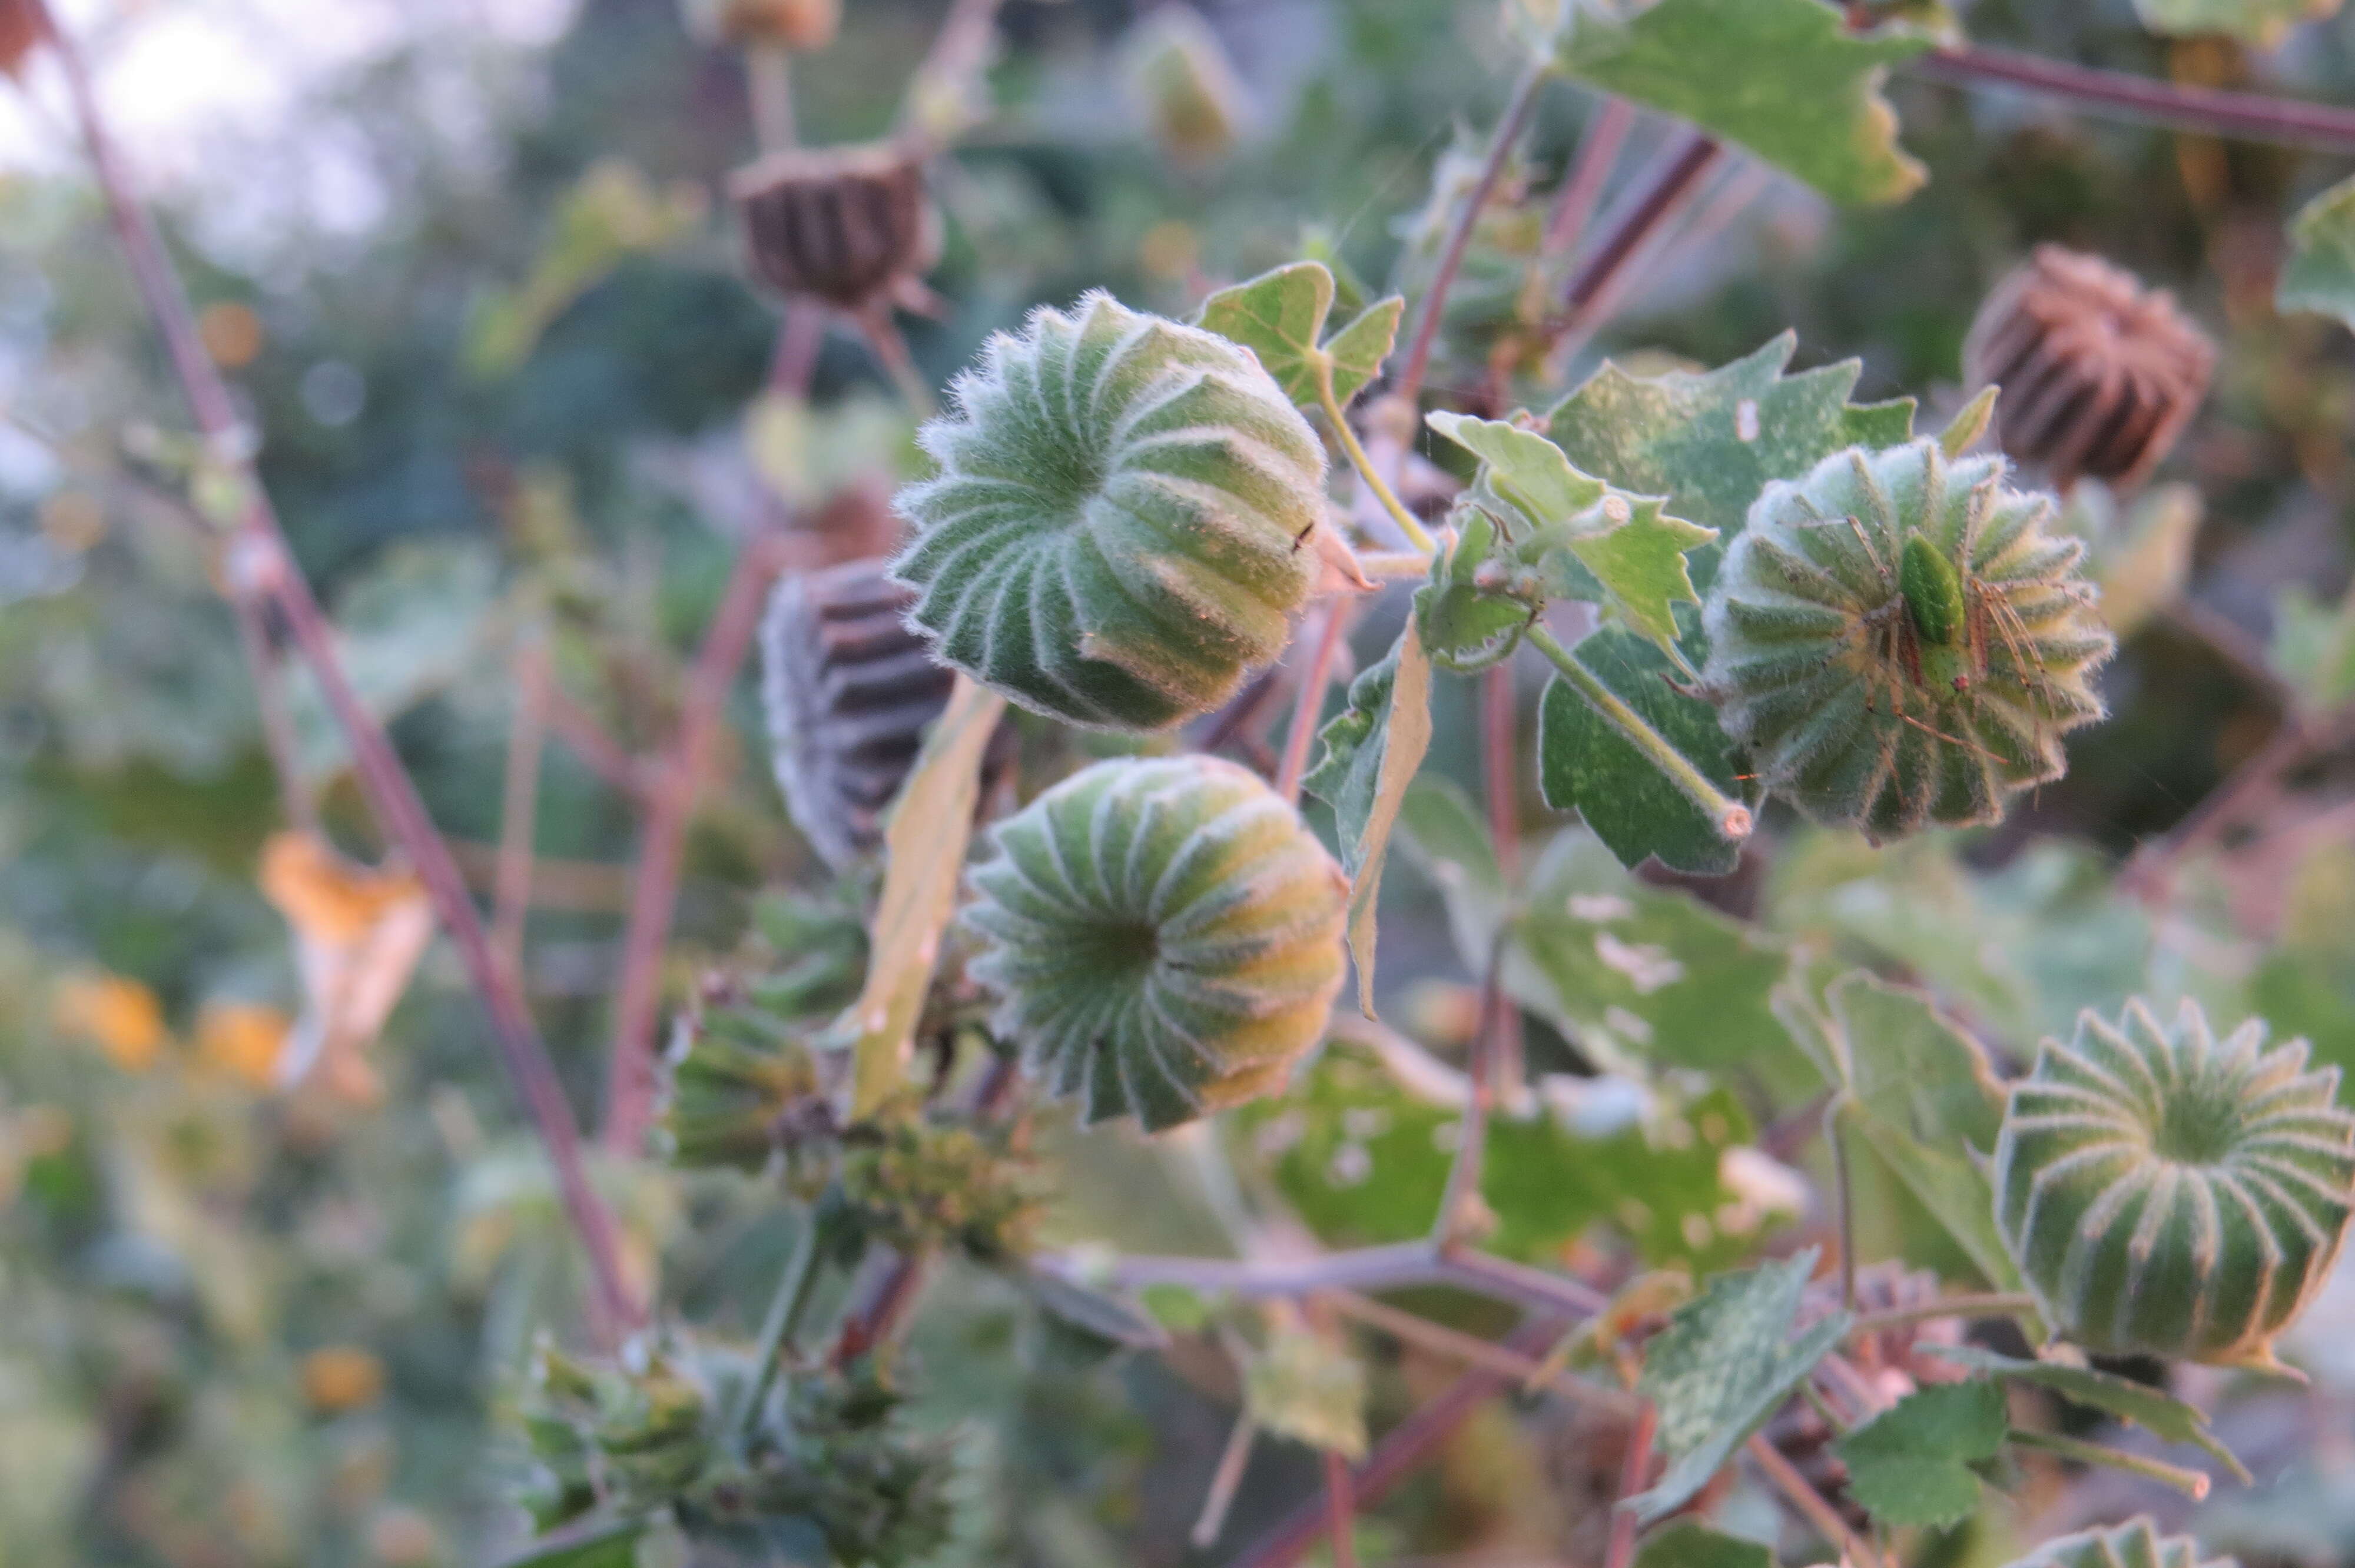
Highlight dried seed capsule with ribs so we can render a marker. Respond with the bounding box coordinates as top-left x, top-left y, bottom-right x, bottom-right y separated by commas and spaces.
1963, 245, 2214, 490
730, 140, 935, 311
760, 556, 1001, 869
